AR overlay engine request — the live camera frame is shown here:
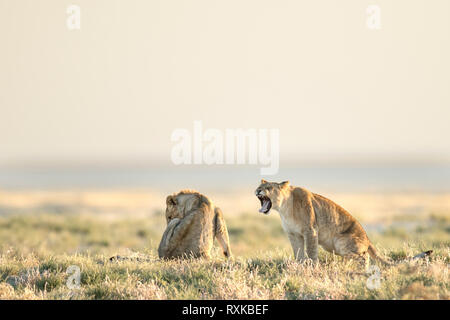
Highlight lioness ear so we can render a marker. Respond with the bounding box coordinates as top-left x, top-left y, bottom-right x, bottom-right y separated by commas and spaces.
261, 179, 268, 184
279, 181, 290, 188
166, 195, 177, 206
